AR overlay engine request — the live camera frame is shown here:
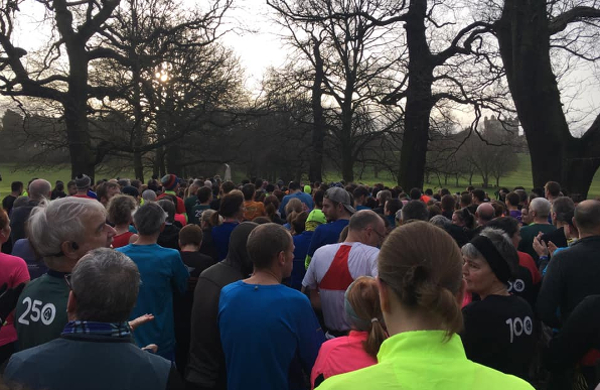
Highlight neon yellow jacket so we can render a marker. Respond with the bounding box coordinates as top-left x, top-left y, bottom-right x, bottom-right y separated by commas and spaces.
316, 330, 534, 390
